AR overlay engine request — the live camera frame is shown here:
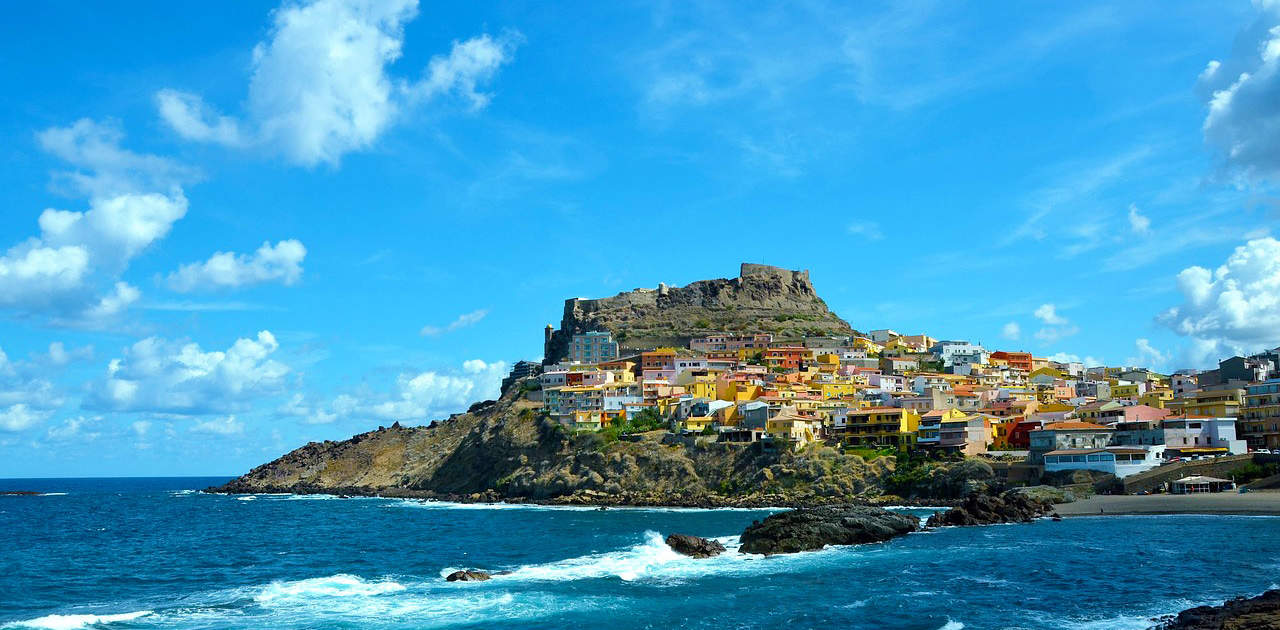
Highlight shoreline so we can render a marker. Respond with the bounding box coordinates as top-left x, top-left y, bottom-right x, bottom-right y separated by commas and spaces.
203, 482, 959, 510
1054, 492, 1280, 517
